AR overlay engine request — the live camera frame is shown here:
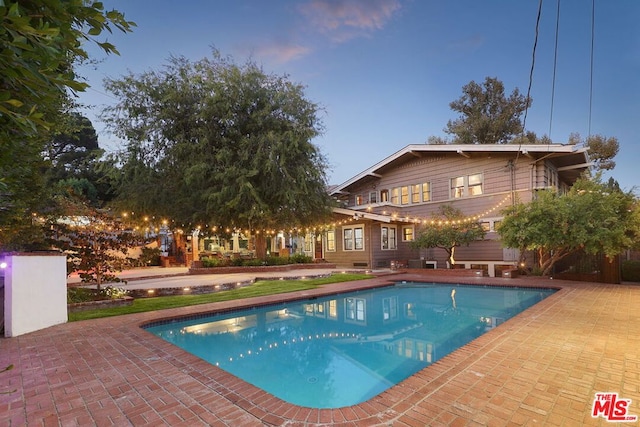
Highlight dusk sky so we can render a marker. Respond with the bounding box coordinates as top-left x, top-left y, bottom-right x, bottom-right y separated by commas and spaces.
77, 0, 640, 191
